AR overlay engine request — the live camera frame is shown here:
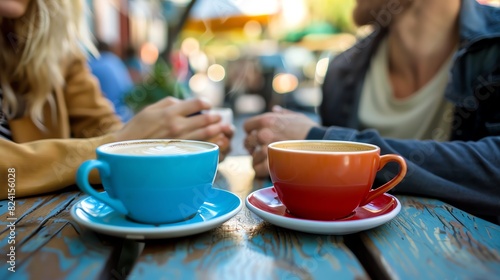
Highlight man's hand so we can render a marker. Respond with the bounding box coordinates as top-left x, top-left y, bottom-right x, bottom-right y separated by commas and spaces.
243, 106, 318, 178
